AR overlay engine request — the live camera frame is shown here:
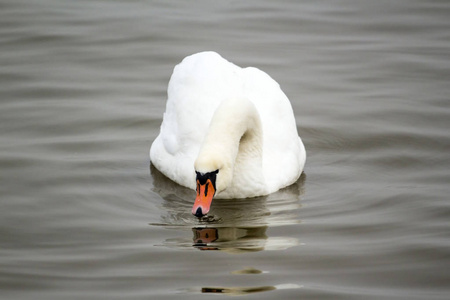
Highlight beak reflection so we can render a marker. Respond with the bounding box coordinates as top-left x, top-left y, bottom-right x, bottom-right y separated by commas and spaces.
192, 226, 268, 252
